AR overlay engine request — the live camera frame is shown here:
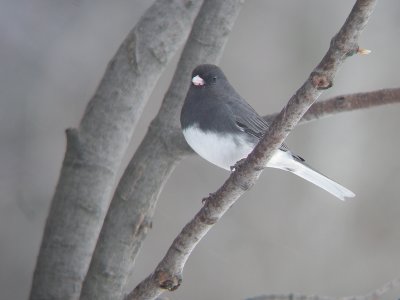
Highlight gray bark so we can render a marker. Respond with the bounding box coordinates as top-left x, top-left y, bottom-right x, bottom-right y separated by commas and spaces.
128, 0, 377, 299
29, 1, 202, 299
266, 87, 400, 124
80, 1, 244, 299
